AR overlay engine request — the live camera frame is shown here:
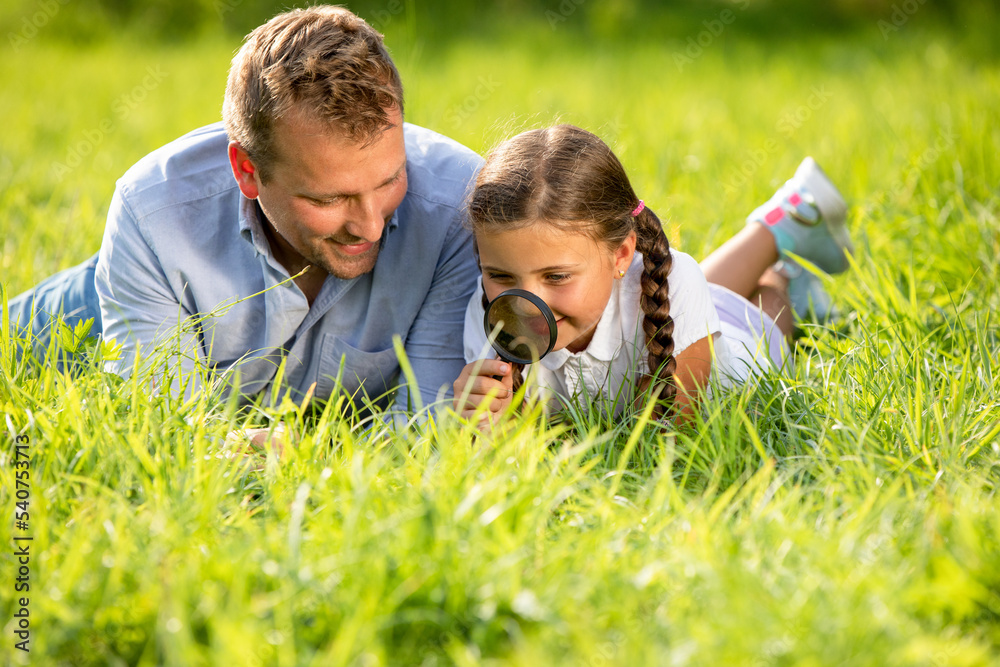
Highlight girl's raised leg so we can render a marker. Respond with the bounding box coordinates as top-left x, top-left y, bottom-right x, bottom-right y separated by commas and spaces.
699, 227, 795, 340
699, 223, 779, 299
700, 157, 852, 338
